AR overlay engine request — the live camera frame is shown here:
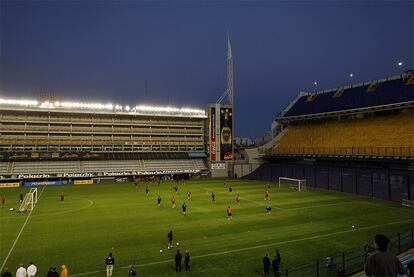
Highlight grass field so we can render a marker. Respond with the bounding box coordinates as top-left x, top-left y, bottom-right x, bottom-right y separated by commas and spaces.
0, 178, 413, 276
